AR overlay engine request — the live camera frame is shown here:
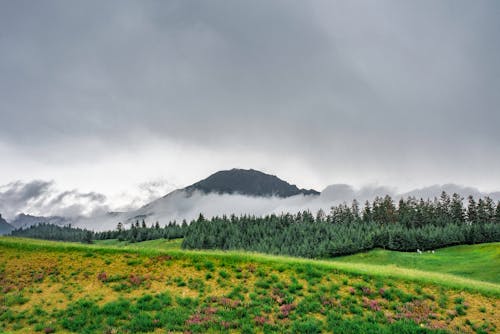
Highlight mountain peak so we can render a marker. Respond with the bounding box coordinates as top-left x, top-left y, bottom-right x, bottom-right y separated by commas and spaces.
185, 168, 319, 197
